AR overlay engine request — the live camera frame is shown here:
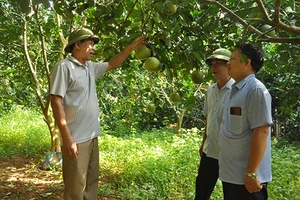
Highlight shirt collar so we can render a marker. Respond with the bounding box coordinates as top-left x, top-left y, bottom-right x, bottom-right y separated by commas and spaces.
234, 74, 255, 90
224, 78, 235, 89
67, 56, 86, 67
213, 78, 235, 90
